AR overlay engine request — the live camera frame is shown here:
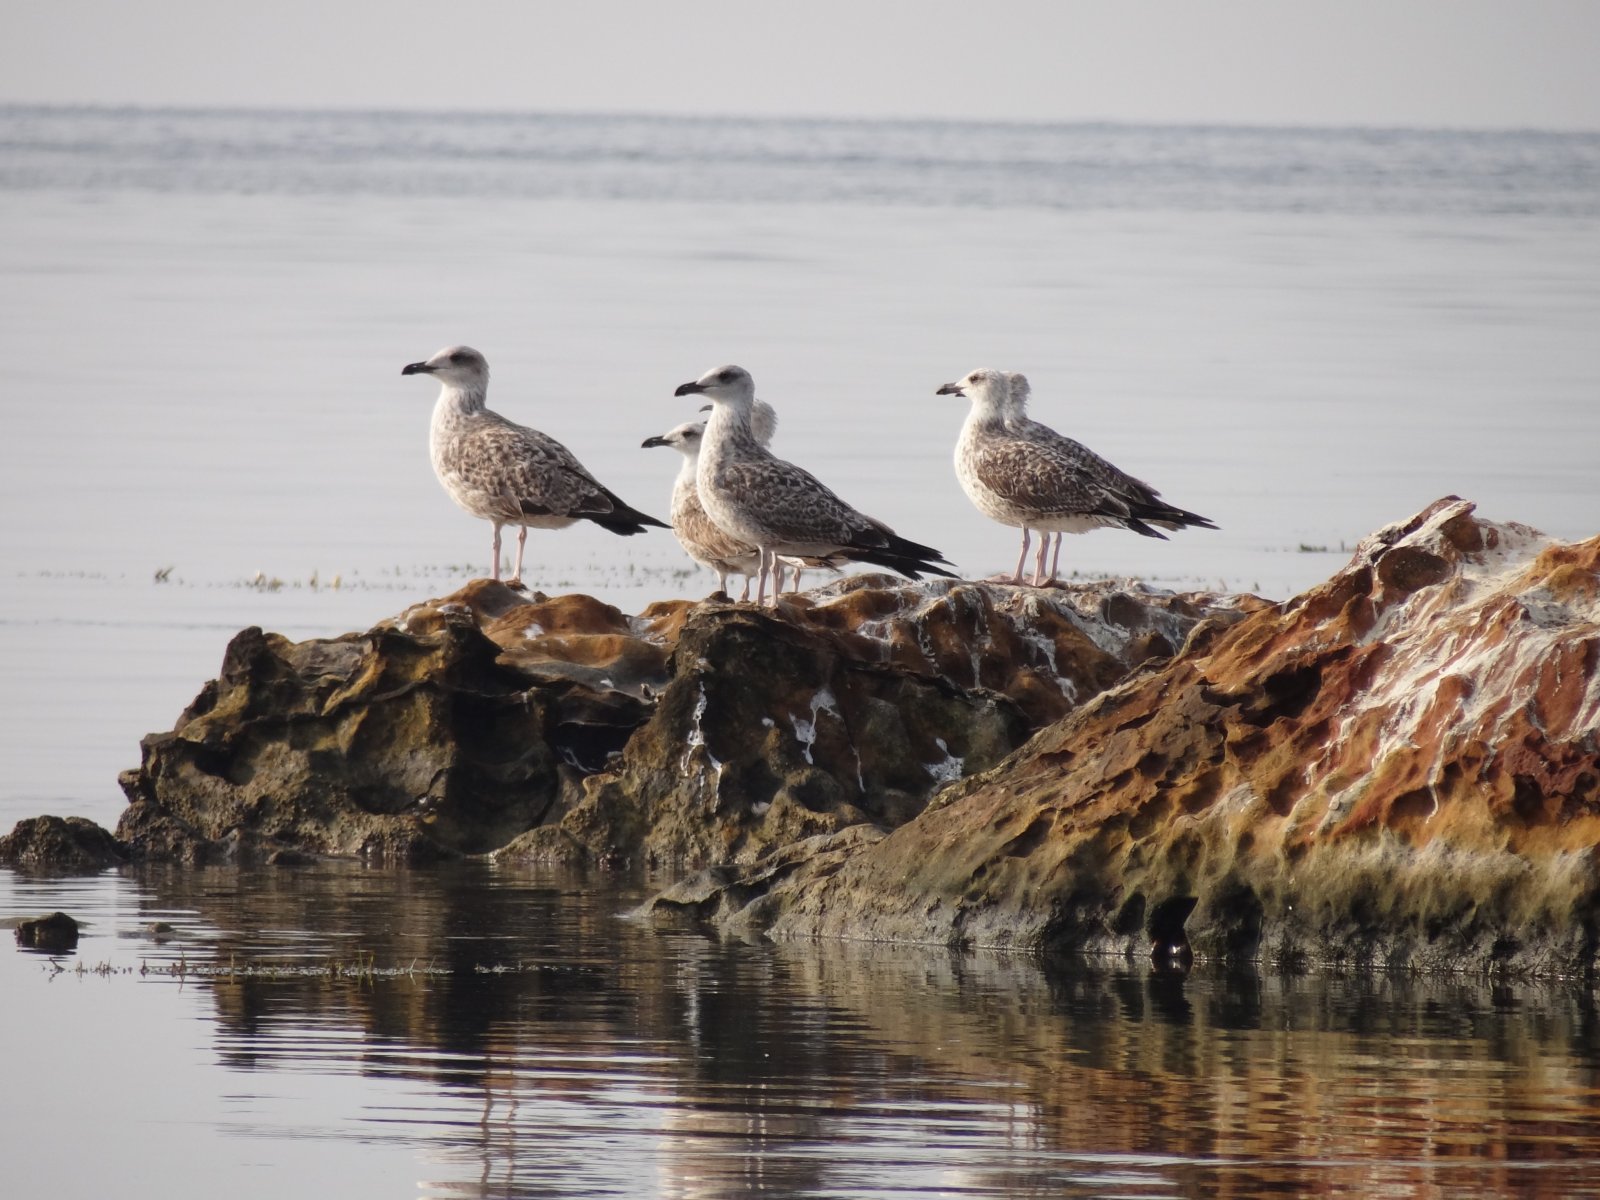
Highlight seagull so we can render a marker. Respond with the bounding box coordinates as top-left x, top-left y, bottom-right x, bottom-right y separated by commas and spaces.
641, 420, 762, 598
691, 398, 843, 595
938, 368, 1216, 585
675, 364, 956, 604
402, 345, 667, 586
